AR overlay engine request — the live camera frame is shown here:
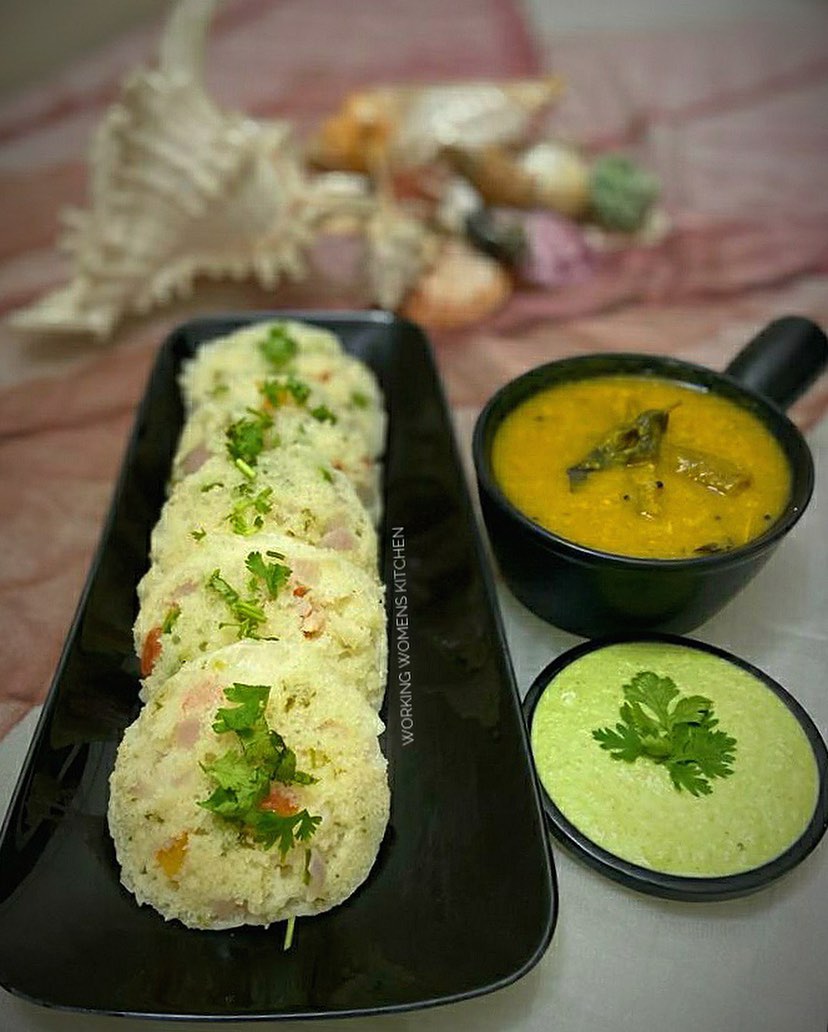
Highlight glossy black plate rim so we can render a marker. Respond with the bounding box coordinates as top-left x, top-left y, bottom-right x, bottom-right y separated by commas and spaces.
0, 310, 557, 1021
522, 632, 828, 902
